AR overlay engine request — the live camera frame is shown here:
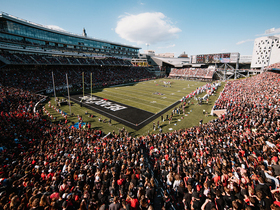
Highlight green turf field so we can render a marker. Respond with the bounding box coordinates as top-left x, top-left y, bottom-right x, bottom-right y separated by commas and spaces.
45, 78, 224, 136
92, 79, 206, 114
